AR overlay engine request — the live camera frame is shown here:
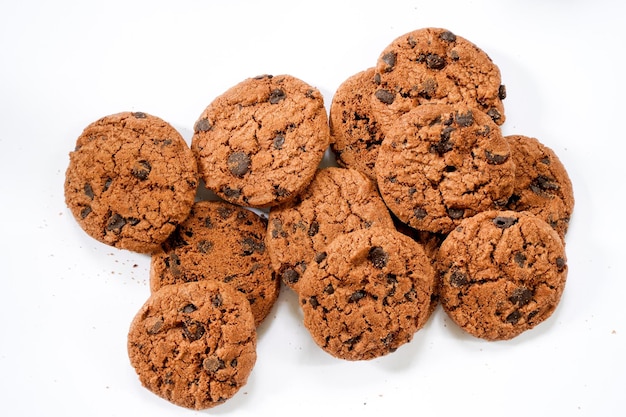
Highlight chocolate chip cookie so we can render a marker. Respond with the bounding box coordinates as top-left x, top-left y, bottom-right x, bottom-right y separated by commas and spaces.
64, 112, 198, 253
505, 135, 574, 239
371, 27, 506, 135
375, 104, 515, 235
298, 227, 436, 360
127, 280, 257, 409
436, 210, 568, 341
191, 74, 330, 208
266, 167, 395, 290
150, 201, 279, 326
329, 68, 385, 181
